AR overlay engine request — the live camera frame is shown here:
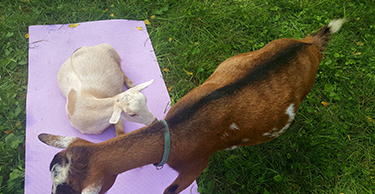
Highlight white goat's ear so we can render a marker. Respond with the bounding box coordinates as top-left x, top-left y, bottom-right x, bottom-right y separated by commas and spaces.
109, 106, 122, 124
130, 79, 154, 92
38, 133, 79, 149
